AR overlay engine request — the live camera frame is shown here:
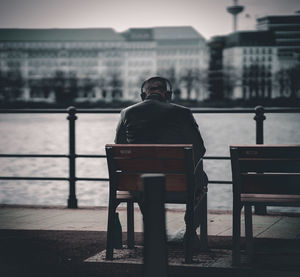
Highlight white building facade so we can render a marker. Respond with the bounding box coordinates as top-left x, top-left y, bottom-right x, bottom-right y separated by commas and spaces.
0, 26, 208, 103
